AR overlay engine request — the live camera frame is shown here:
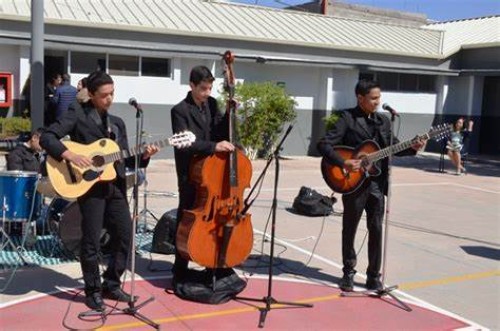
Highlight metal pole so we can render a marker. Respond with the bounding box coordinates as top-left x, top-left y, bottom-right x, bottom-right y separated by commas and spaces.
30, 0, 44, 128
